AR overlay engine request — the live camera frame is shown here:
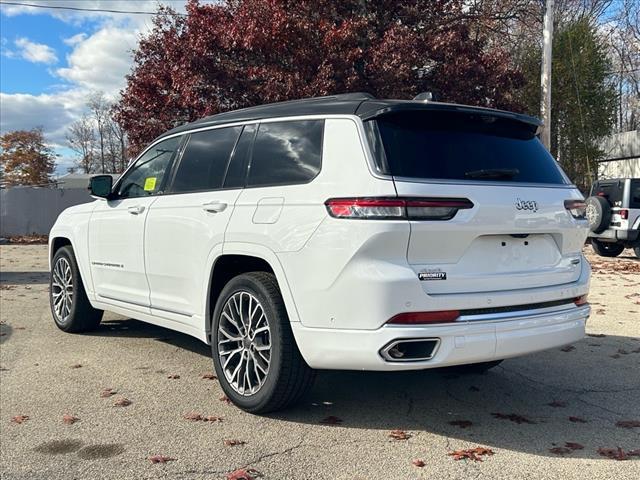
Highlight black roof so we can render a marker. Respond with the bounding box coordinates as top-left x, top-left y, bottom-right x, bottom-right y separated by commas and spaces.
157, 92, 541, 140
